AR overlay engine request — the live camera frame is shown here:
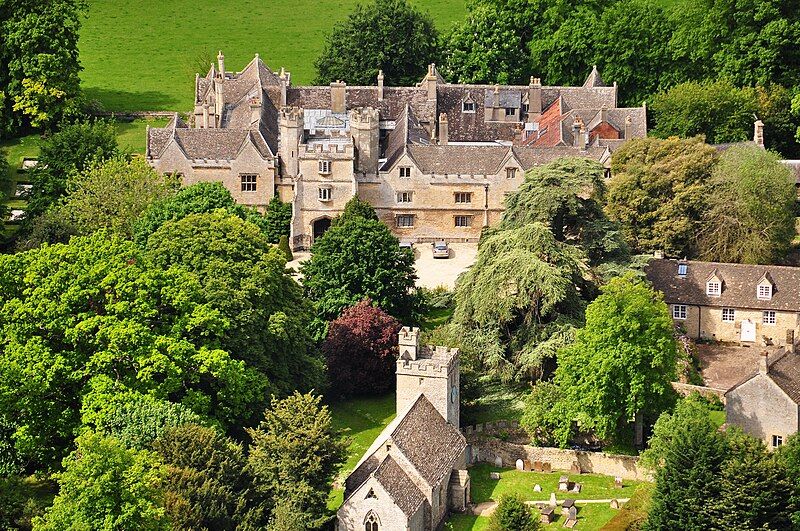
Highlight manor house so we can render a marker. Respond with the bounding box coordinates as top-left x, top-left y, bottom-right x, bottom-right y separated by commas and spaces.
336, 327, 469, 531
146, 52, 647, 249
